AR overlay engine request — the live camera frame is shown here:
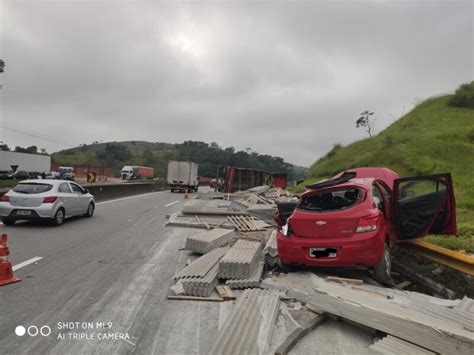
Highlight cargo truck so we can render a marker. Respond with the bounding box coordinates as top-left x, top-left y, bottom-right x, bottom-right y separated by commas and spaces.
0, 151, 51, 174
121, 166, 154, 180
167, 161, 199, 192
